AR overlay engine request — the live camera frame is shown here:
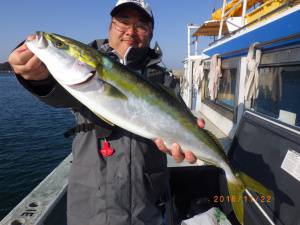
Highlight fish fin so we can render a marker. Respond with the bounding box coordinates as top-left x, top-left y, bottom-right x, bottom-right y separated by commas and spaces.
203, 129, 224, 151
103, 81, 128, 100
95, 66, 128, 100
93, 112, 115, 126
227, 180, 245, 225
239, 172, 273, 197
228, 172, 273, 225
